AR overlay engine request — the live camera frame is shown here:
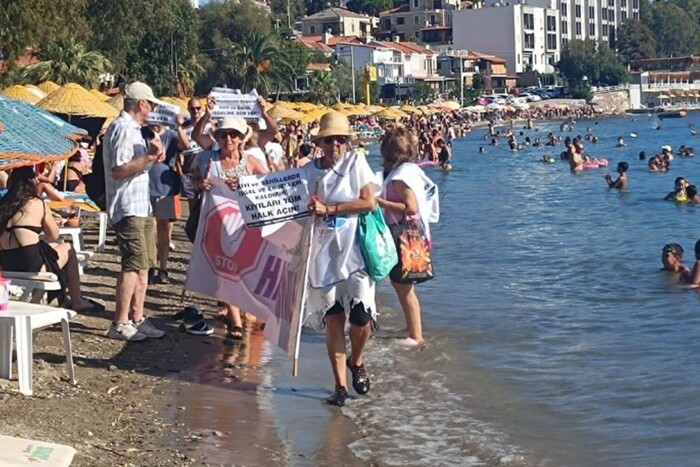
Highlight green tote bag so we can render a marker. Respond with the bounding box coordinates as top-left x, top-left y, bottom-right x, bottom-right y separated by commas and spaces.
357, 205, 399, 282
